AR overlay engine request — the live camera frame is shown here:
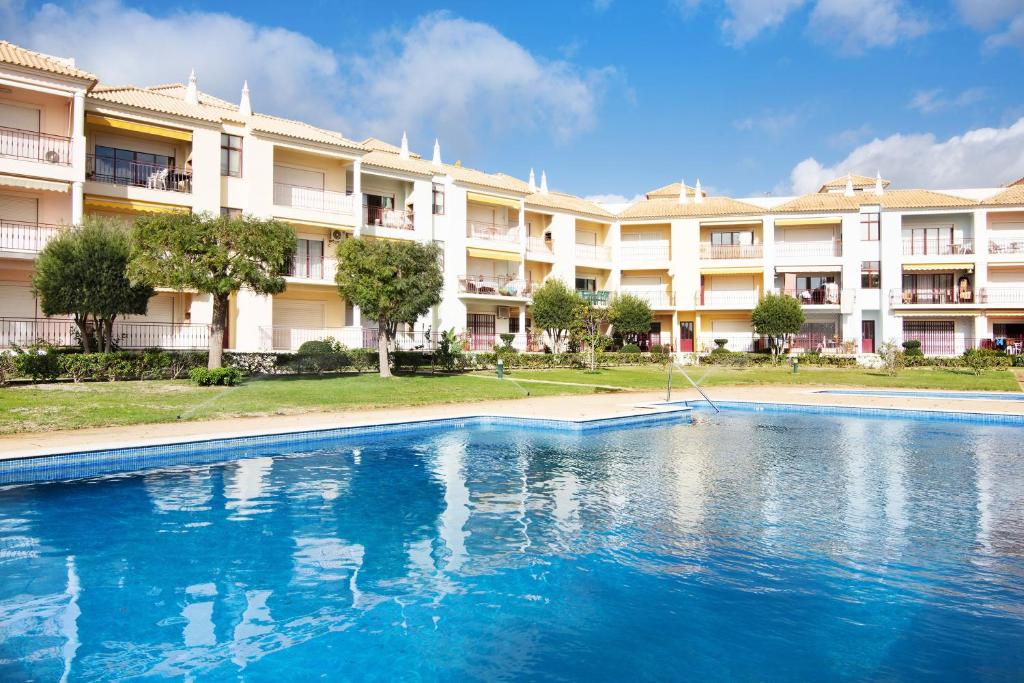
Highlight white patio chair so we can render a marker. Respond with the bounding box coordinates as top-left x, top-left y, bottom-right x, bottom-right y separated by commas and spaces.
146, 168, 169, 190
